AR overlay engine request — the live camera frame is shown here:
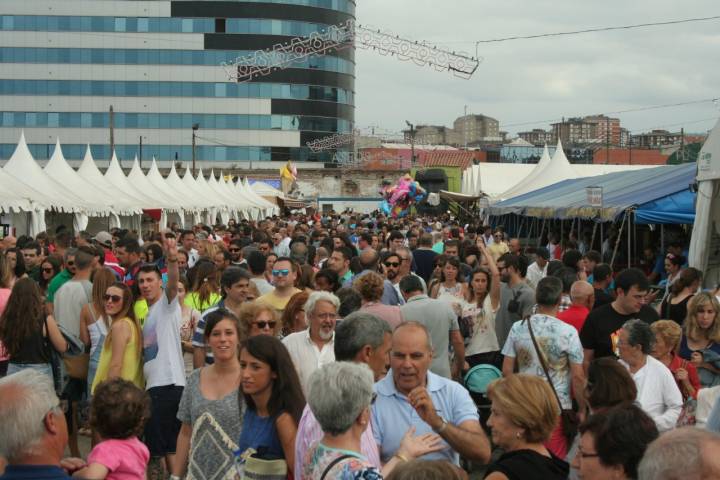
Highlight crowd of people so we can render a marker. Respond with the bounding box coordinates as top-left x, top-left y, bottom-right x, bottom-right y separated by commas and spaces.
0, 215, 719, 479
